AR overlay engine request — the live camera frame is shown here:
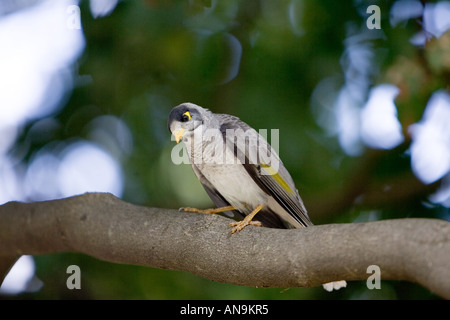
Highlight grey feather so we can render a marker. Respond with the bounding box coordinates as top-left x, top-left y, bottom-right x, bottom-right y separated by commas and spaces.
169, 103, 313, 229
191, 163, 237, 218
217, 113, 313, 228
